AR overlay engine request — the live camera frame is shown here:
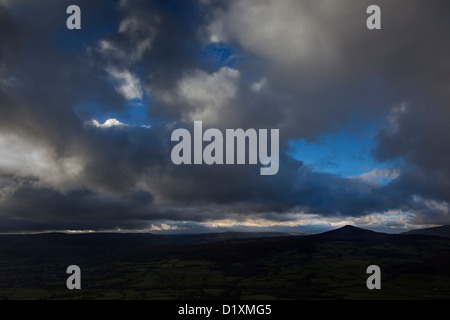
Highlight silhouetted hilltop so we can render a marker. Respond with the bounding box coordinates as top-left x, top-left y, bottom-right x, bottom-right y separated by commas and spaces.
402, 225, 450, 238
315, 225, 388, 241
